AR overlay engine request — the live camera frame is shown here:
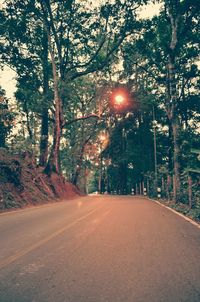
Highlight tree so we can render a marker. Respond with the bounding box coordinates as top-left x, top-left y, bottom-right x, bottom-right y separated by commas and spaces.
39, 0, 146, 174
1, 1, 51, 164
60, 75, 100, 191
131, 0, 200, 201
103, 104, 156, 194
0, 87, 15, 148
